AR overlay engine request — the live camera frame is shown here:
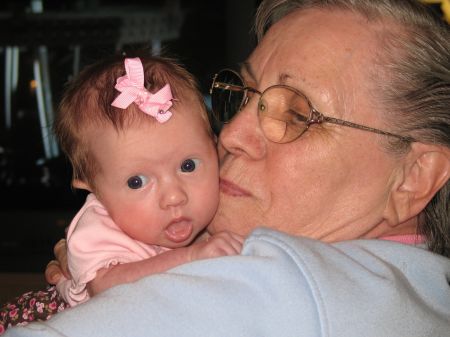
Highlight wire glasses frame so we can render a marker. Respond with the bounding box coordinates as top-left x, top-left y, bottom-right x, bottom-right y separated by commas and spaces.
209, 69, 415, 144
